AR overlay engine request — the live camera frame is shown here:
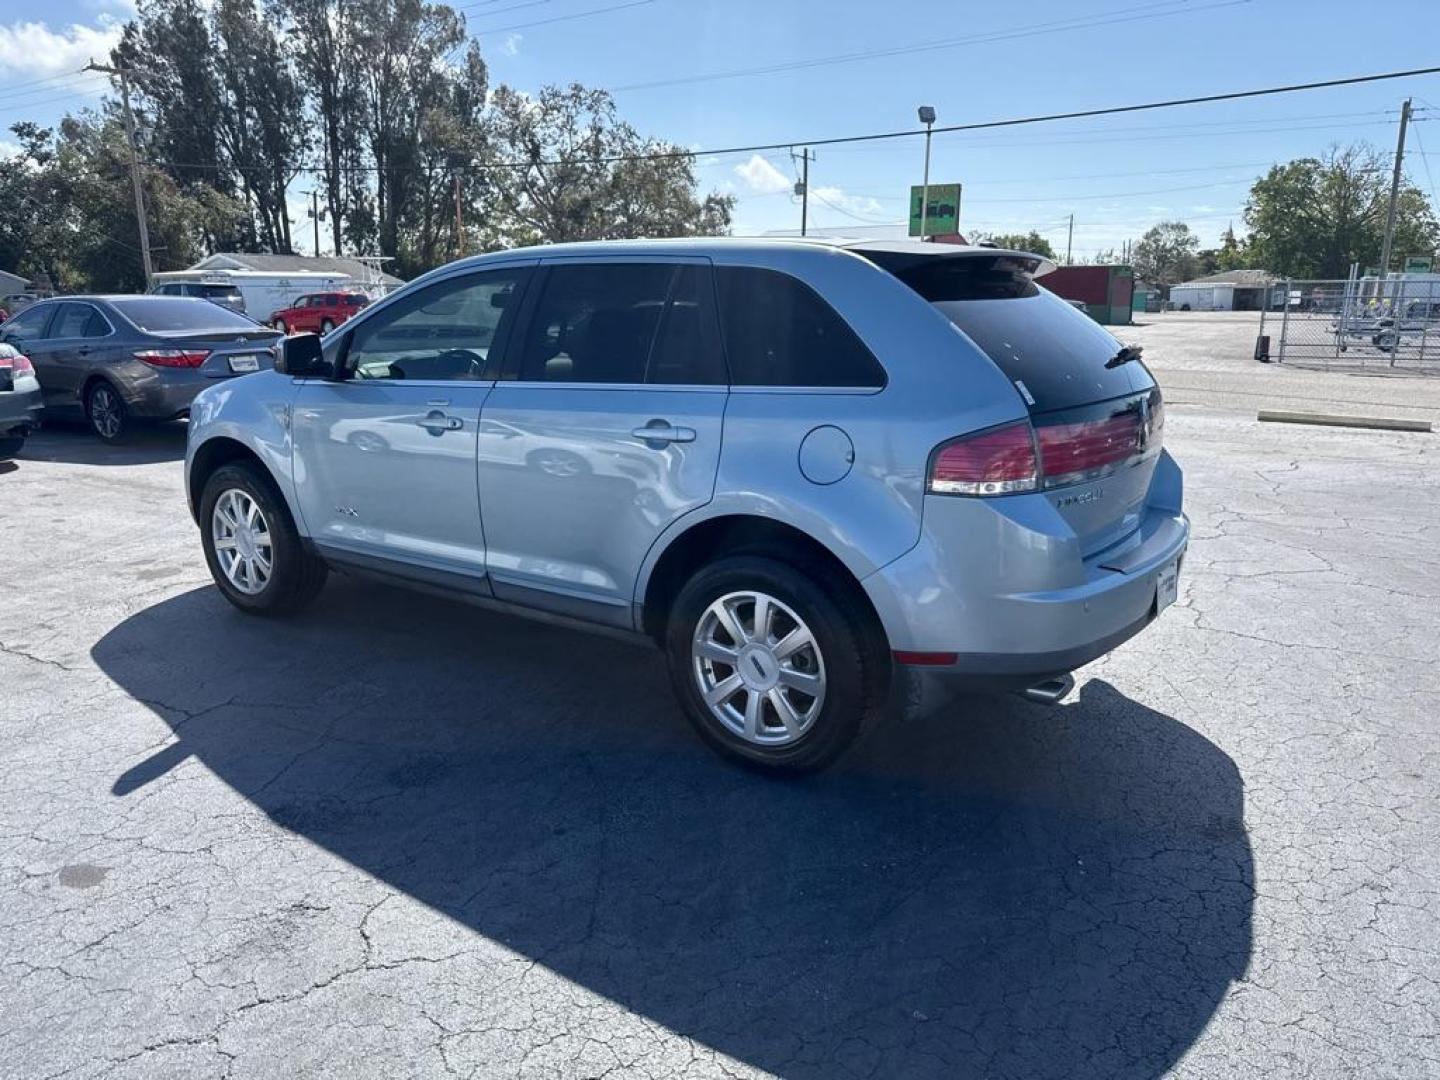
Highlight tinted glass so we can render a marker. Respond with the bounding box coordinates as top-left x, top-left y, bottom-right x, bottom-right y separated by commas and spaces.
47, 303, 97, 339
517, 263, 673, 384
196, 284, 242, 300
865, 253, 1153, 412
110, 297, 258, 332
646, 265, 727, 385
347, 267, 528, 381
83, 308, 111, 337
1, 304, 51, 343
714, 267, 884, 388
